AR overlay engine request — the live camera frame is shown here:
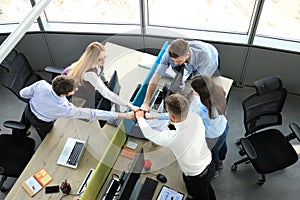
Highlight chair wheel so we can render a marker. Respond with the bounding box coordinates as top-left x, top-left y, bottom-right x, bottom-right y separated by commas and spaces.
239, 148, 245, 156
235, 138, 241, 145
257, 179, 265, 185
231, 164, 237, 171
